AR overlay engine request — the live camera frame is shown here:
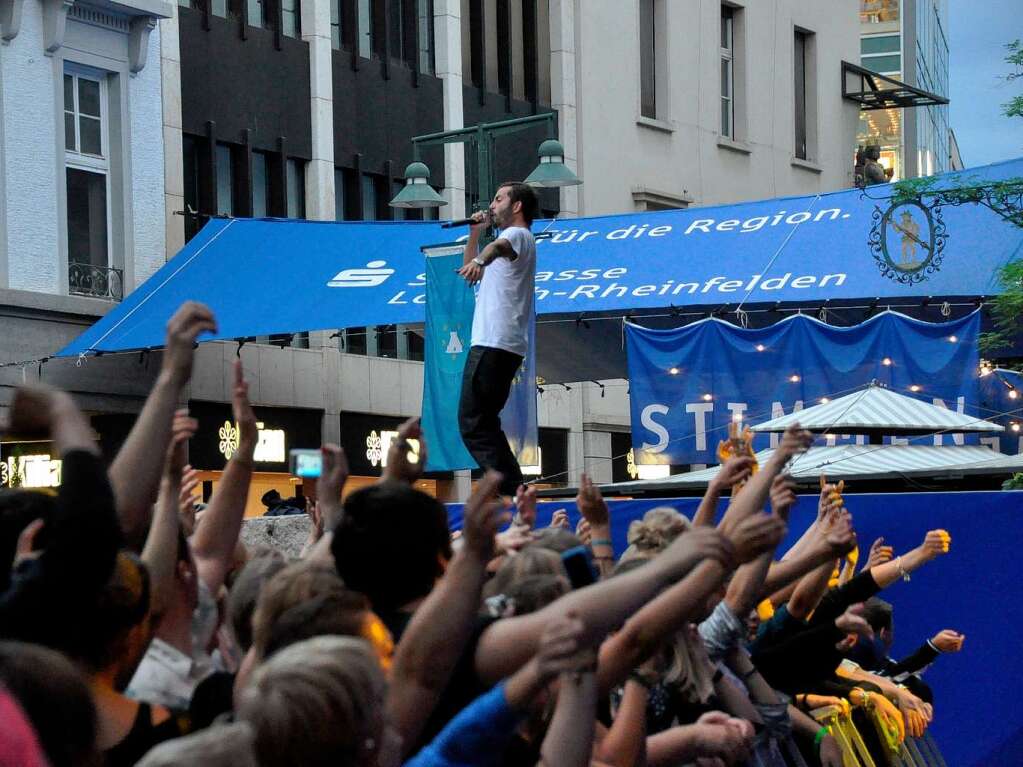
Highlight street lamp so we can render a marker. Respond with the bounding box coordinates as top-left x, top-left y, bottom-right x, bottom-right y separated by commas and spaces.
389, 112, 580, 212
